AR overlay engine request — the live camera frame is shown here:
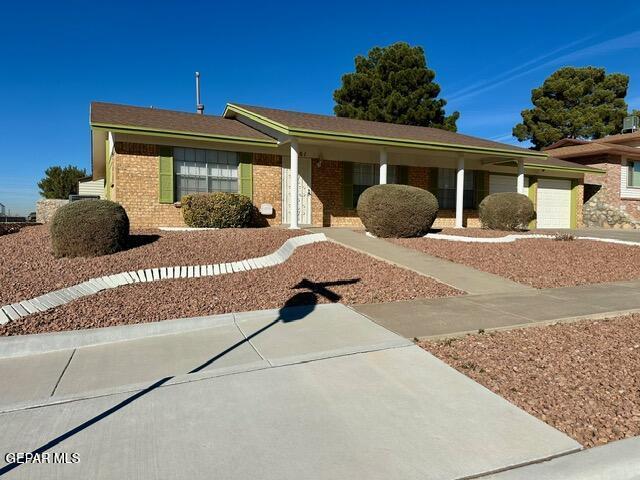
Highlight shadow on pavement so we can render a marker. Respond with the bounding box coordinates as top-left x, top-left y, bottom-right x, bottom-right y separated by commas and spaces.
0, 277, 359, 476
